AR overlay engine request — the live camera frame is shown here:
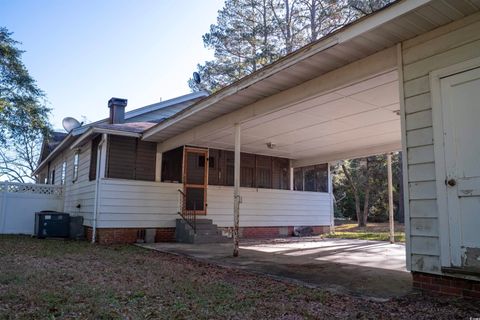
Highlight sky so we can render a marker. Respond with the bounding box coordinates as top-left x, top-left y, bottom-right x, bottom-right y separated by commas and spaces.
1, 0, 224, 130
